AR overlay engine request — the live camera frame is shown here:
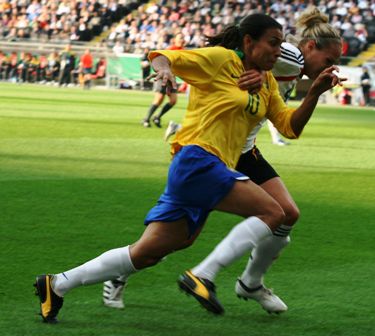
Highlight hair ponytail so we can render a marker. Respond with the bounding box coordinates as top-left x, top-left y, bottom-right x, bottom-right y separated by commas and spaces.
206, 25, 242, 49
296, 6, 341, 49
